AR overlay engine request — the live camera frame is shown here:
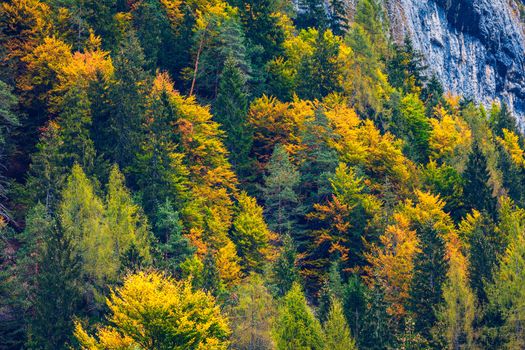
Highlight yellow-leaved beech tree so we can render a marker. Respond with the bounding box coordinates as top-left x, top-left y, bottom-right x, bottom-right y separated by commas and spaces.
75, 271, 230, 349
